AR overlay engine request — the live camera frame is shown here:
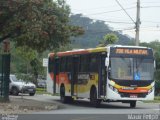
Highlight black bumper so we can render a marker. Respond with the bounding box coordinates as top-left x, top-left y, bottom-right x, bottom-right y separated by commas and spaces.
20, 87, 36, 94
